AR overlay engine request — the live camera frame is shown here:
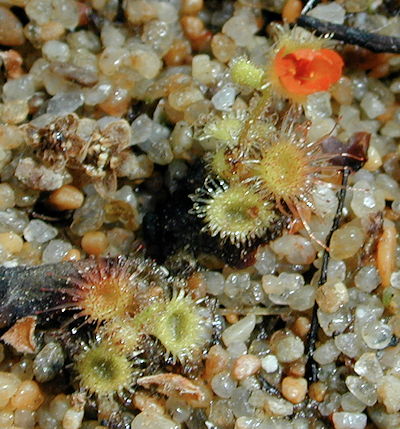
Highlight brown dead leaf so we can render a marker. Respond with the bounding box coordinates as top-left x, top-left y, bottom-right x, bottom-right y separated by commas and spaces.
137, 373, 205, 401
1, 316, 37, 353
